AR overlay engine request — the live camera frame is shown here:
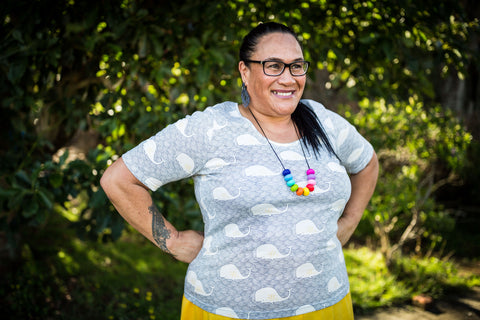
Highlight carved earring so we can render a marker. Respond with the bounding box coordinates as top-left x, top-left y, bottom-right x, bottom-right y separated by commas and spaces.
241, 82, 250, 107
